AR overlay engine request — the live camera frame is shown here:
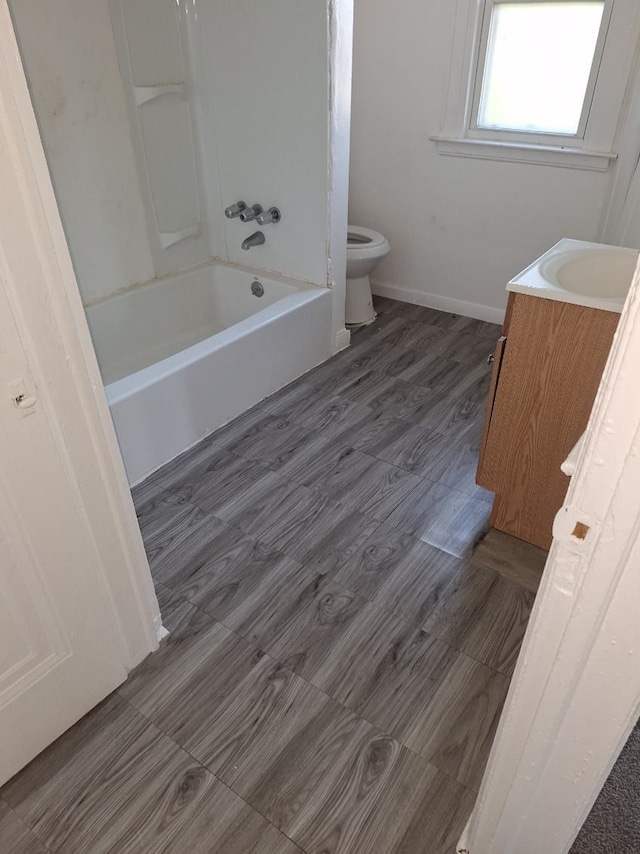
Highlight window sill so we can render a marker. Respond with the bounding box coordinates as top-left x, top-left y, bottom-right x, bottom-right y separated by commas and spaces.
430, 135, 617, 171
